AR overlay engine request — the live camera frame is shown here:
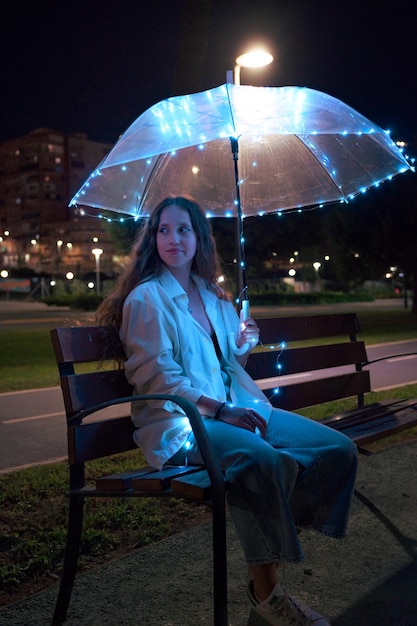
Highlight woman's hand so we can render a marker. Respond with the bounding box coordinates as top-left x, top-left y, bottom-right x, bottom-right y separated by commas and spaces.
216, 404, 267, 436
236, 316, 260, 349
